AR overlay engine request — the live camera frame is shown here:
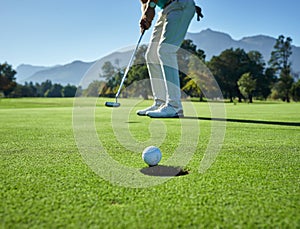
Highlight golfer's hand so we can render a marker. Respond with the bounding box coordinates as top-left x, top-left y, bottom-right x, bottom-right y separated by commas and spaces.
140, 6, 155, 31
140, 18, 151, 32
